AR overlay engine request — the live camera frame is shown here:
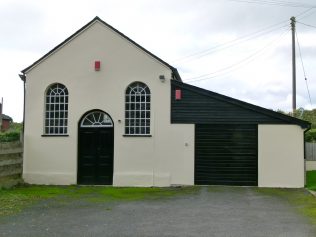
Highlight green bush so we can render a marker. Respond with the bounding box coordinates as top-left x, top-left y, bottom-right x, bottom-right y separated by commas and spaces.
305, 129, 316, 143
0, 131, 20, 142
0, 122, 22, 142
